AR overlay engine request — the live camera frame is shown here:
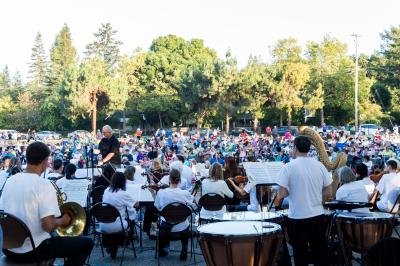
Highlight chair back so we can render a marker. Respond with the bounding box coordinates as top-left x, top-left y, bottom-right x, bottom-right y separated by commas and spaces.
198, 193, 226, 211
90, 185, 107, 205
364, 237, 400, 266
160, 203, 192, 225
0, 211, 35, 250
90, 202, 121, 224
389, 191, 400, 214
